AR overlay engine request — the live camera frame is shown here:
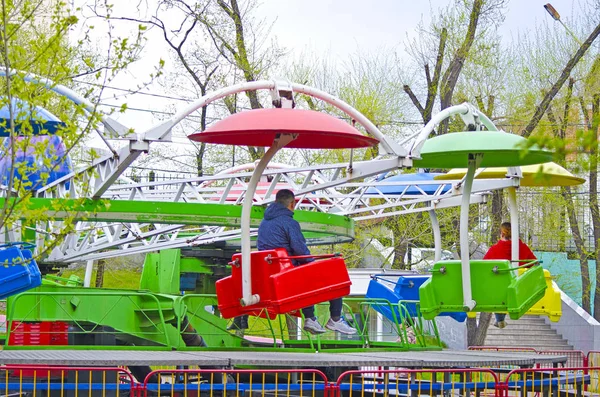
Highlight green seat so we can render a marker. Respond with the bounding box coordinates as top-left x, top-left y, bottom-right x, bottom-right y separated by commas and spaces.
419, 260, 547, 320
